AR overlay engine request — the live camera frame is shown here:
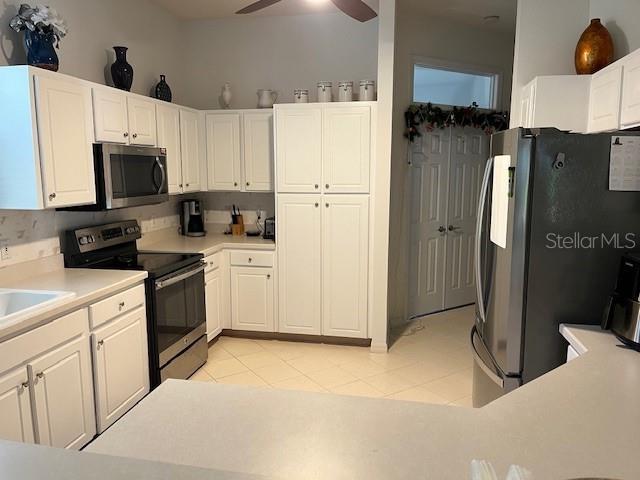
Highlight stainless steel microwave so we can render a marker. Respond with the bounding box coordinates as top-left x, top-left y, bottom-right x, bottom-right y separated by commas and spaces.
82, 144, 169, 210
